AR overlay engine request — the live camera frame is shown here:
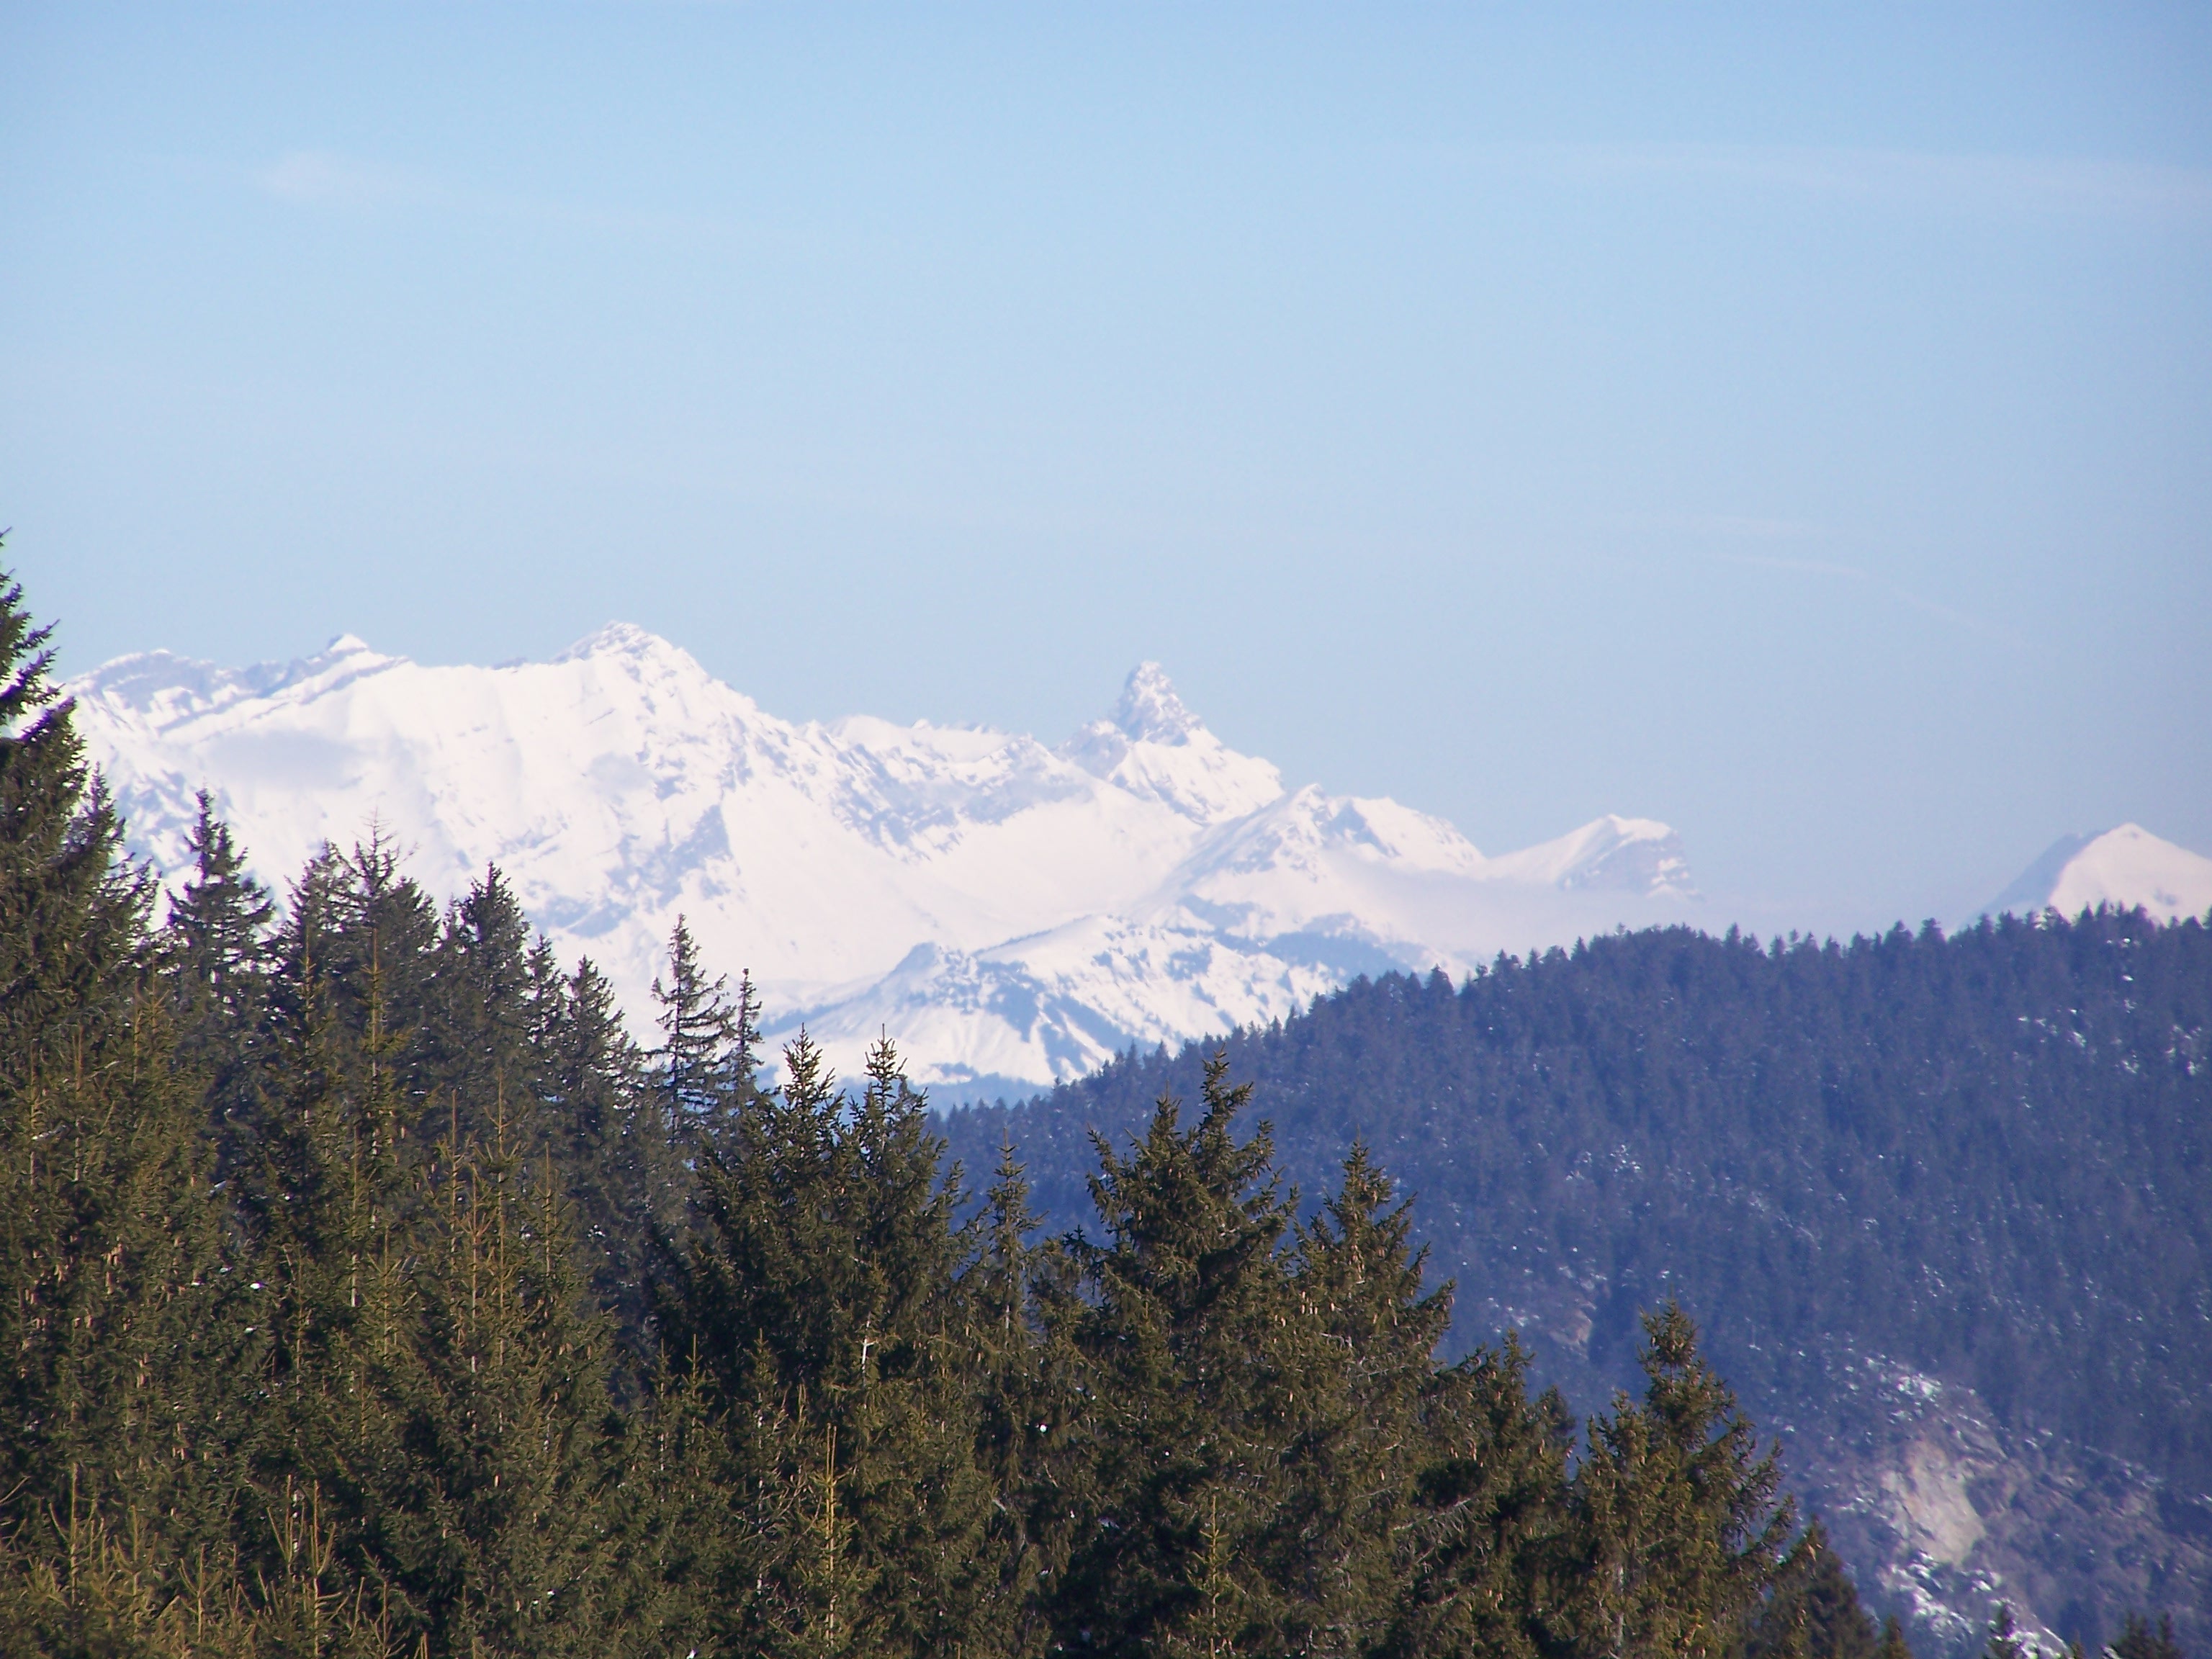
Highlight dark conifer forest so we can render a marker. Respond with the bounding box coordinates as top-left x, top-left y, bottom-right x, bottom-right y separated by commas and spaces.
1, 563, 2201, 1658
945, 905, 2212, 1496
940, 881, 2212, 1650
